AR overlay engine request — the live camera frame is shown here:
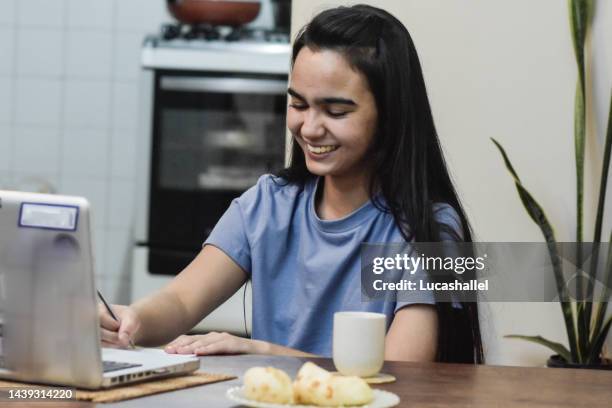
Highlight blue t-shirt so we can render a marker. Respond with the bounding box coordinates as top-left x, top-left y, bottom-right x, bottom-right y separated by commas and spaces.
204, 175, 462, 356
